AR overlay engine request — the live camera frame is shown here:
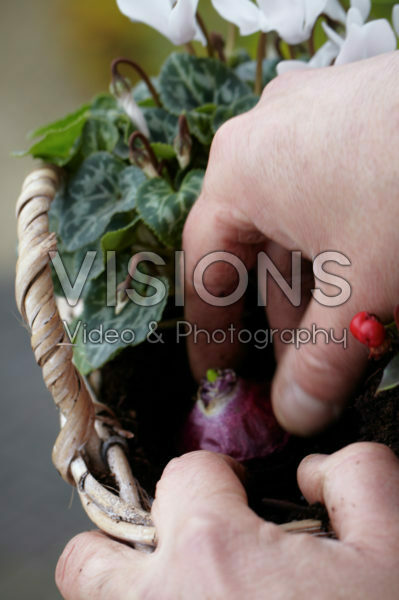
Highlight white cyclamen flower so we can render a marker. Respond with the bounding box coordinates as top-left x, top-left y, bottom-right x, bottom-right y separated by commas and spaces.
116, 0, 205, 45
211, 0, 346, 45
278, 0, 397, 74
322, 0, 397, 66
